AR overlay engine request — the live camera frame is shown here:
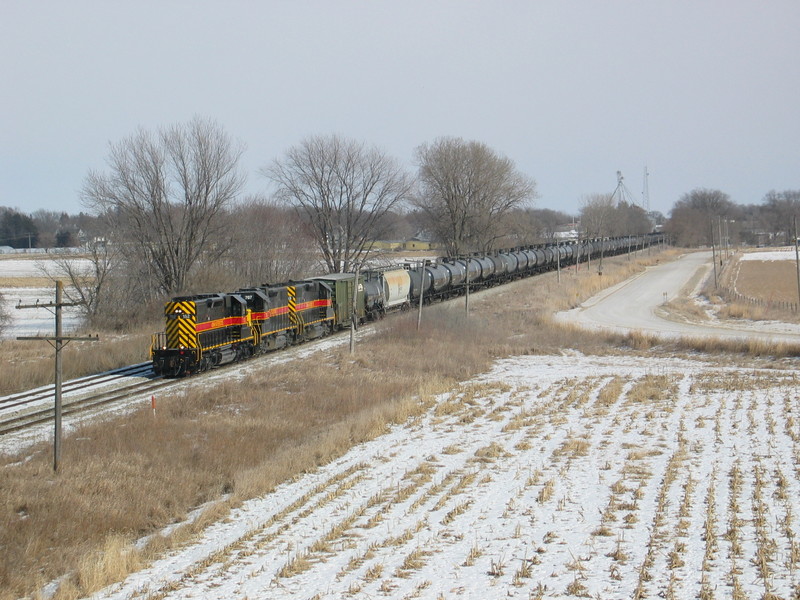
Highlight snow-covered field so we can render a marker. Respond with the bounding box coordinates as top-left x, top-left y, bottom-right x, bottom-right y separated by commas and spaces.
740, 247, 798, 261
0, 256, 91, 278
0, 287, 84, 338
0, 257, 91, 338
88, 352, 800, 600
